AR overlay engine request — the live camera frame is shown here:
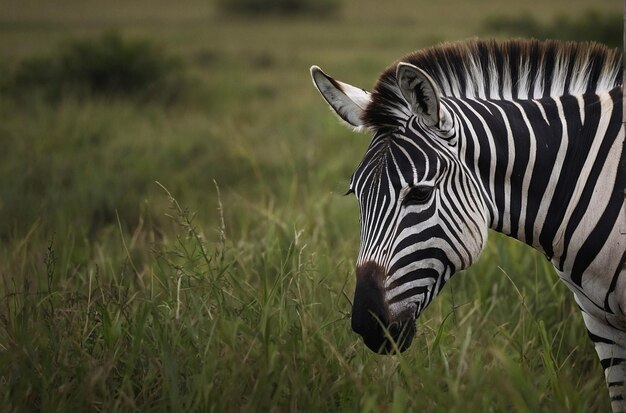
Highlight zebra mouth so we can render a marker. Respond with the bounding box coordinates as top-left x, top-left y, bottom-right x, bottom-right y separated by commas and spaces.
360, 319, 416, 354
352, 261, 419, 354
355, 303, 418, 354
